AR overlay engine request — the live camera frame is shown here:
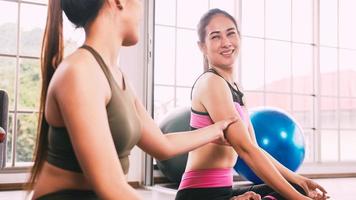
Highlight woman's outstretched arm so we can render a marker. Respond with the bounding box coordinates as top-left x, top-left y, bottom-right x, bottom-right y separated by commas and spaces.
134, 93, 236, 161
